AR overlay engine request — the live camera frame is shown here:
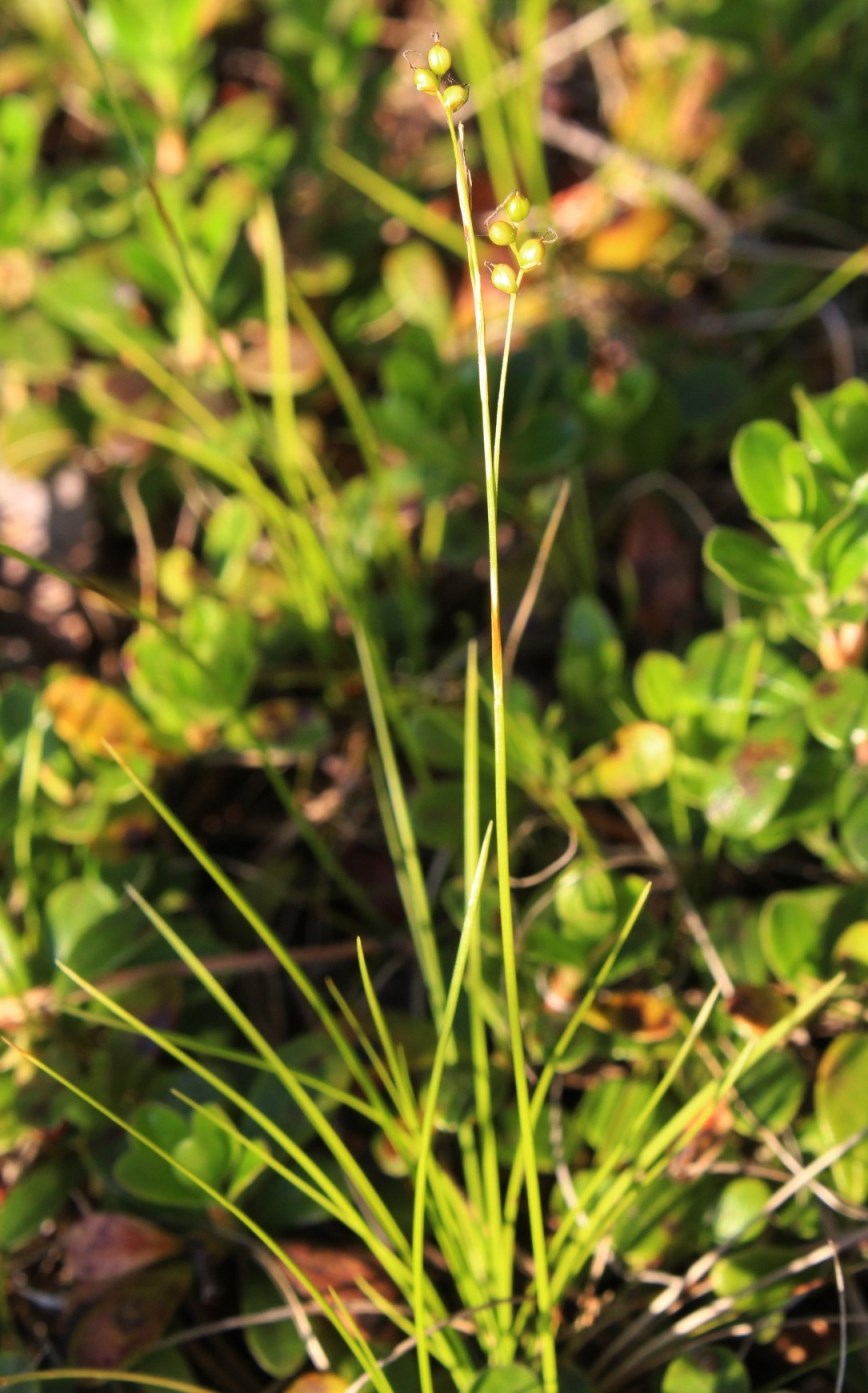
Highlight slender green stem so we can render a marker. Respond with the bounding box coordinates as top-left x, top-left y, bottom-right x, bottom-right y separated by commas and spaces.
463, 641, 506, 1322
414, 827, 492, 1393
354, 624, 447, 1027
14, 709, 46, 955
493, 289, 518, 494
445, 106, 557, 1390
64, 0, 259, 426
